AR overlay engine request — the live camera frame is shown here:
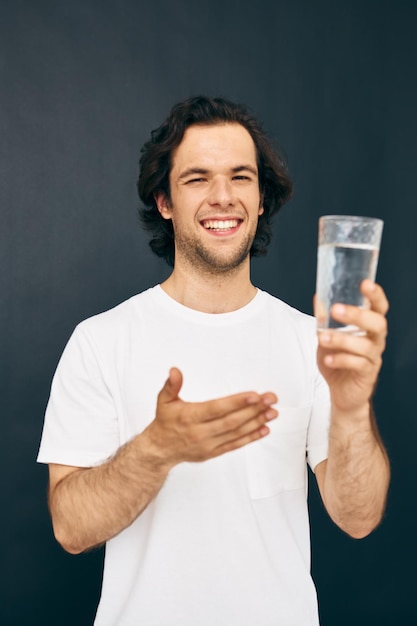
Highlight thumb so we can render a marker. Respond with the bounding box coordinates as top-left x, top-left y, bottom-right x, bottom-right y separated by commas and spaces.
158, 367, 183, 404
